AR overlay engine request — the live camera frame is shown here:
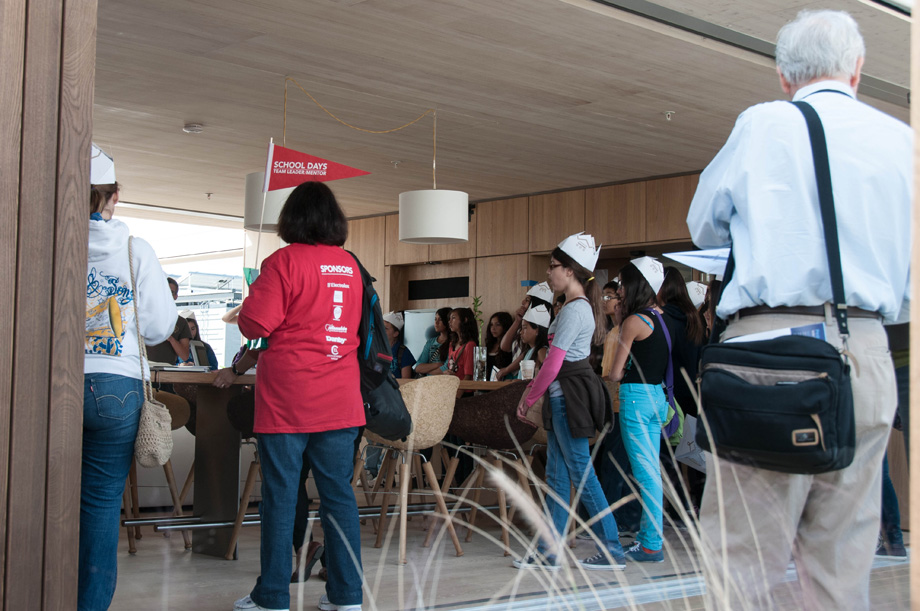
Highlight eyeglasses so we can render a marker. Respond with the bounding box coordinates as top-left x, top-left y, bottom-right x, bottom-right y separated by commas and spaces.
547, 262, 563, 271
602, 295, 617, 302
